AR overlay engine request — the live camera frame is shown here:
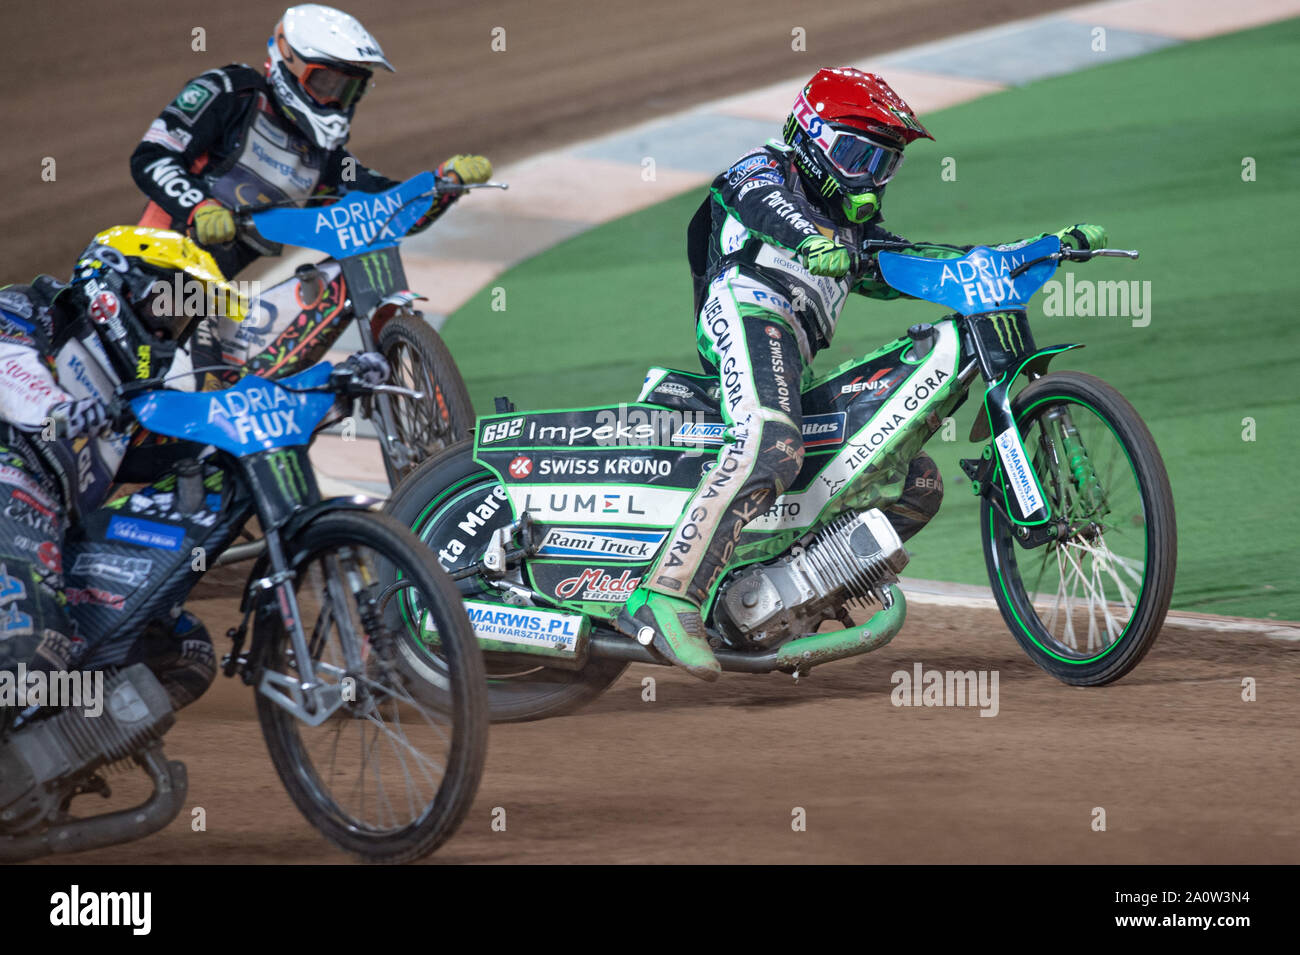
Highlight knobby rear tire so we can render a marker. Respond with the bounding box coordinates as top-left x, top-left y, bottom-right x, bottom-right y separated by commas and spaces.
384, 443, 629, 723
